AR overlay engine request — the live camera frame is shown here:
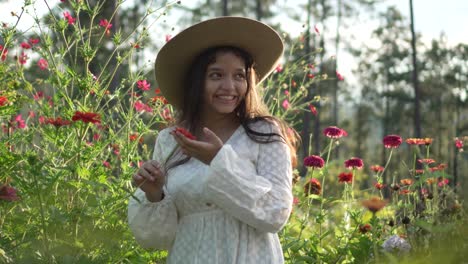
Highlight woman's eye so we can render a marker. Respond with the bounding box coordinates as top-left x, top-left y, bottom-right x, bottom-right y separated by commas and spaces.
236, 73, 246, 79
209, 72, 222, 78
